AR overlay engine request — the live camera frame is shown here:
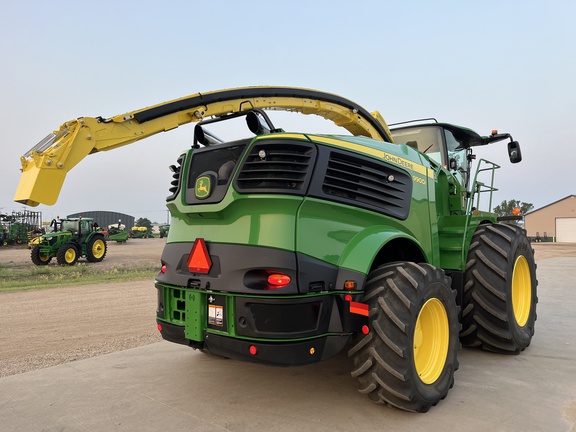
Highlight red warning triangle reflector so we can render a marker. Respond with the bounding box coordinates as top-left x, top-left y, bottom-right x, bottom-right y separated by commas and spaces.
187, 238, 212, 274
